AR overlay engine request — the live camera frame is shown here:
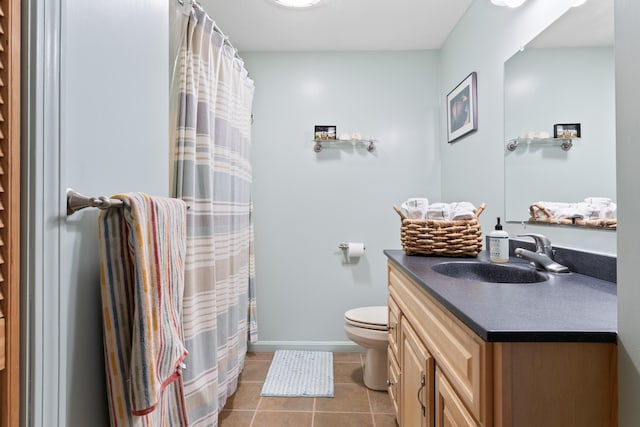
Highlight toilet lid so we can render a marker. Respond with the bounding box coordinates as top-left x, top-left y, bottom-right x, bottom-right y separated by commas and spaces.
345, 306, 388, 331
